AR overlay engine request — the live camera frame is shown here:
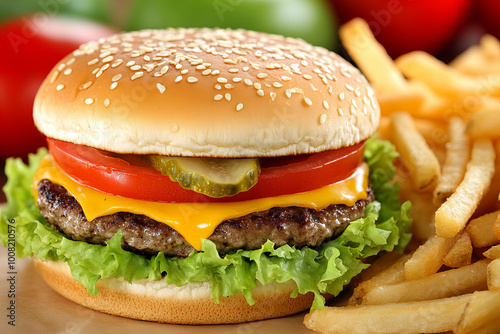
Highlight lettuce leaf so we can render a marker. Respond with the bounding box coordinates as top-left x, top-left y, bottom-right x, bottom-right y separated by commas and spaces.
0, 138, 411, 310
